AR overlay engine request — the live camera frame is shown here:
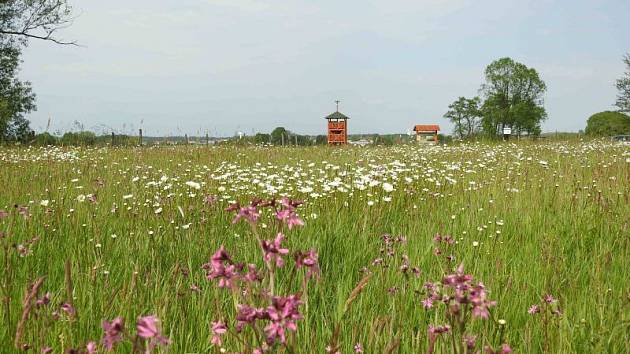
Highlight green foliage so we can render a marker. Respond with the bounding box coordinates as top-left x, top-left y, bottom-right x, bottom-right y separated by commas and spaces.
480, 57, 547, 137
615, 53, 630, 113
0, 45, 35, 142
254, 133, 271, 144
584, 111, 630, 136
60, 131, 97, 146
444, 96, 481, 139
270, 127, 288, 145
0, 0, 74, 143
34, 132, 58, 145
315, 135, 327, 145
